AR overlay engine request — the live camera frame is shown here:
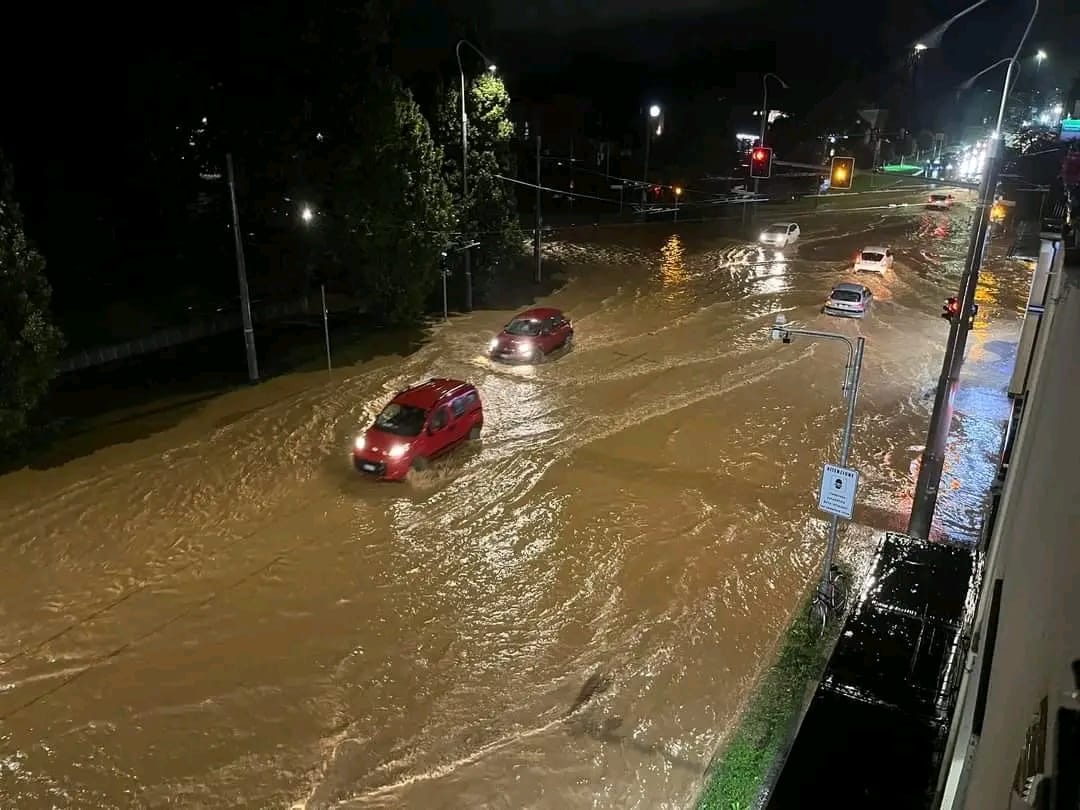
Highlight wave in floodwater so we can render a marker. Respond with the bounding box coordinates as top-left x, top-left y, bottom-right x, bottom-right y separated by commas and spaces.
0, 208, 1024, 809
